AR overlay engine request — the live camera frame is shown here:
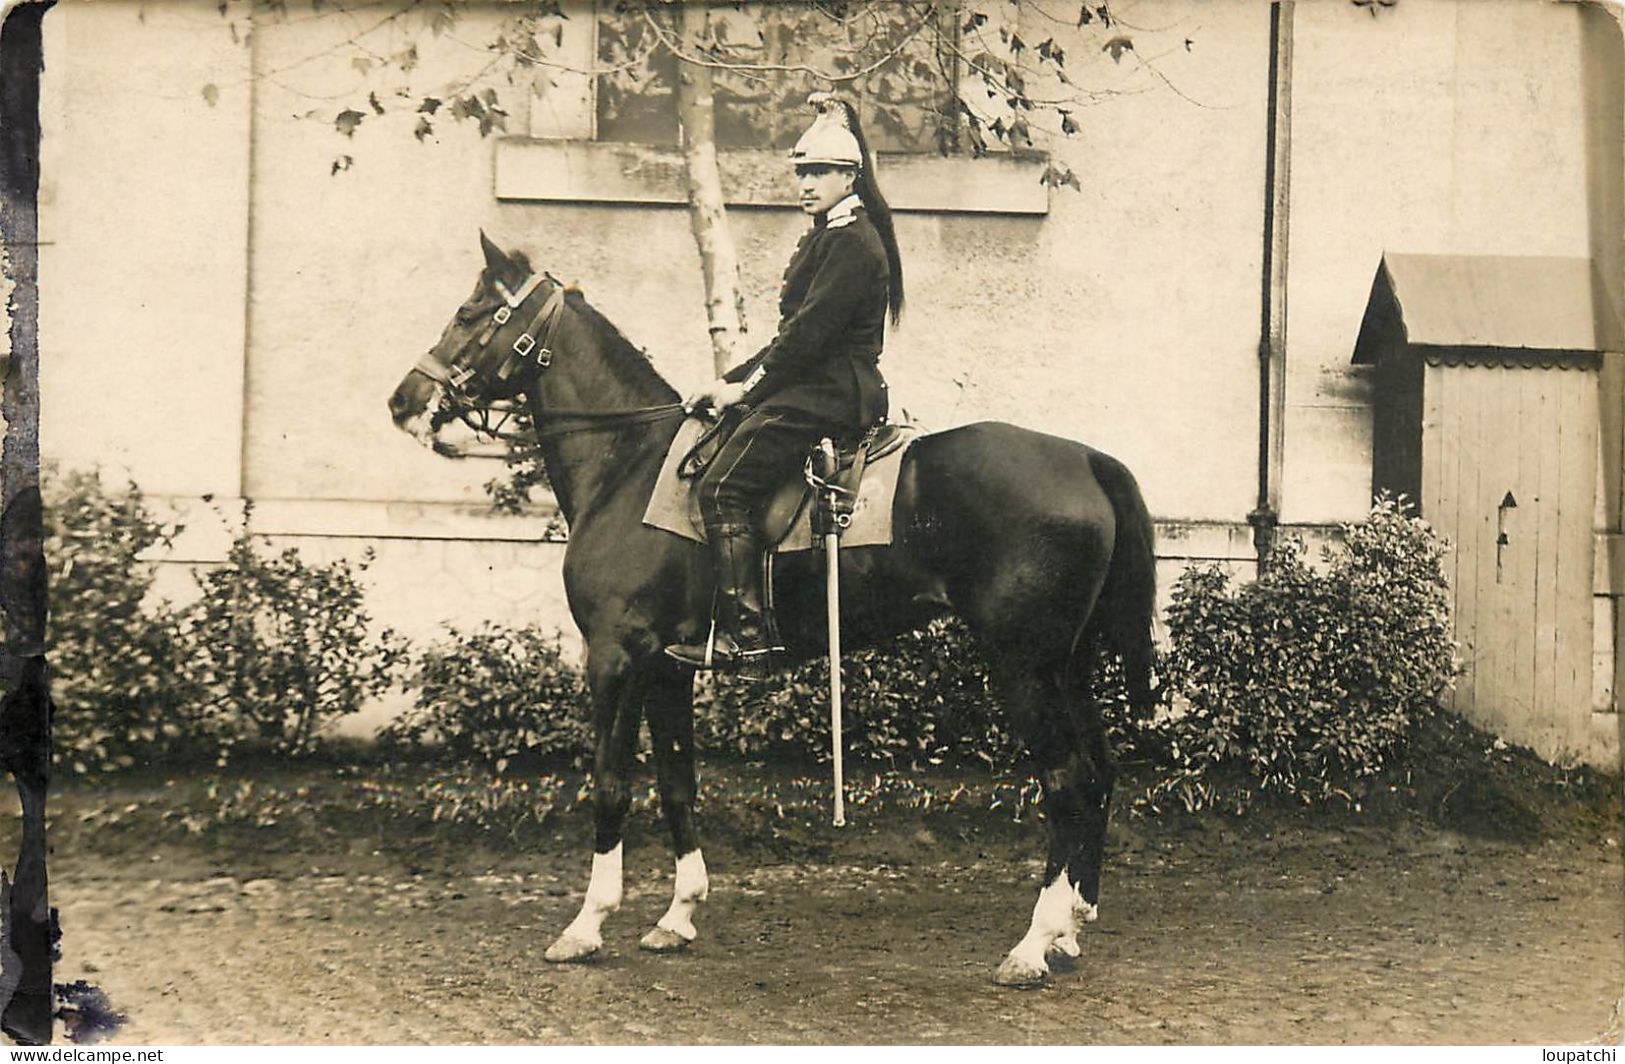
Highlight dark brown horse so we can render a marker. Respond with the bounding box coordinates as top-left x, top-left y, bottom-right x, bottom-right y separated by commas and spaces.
387, 235, 1158, 987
